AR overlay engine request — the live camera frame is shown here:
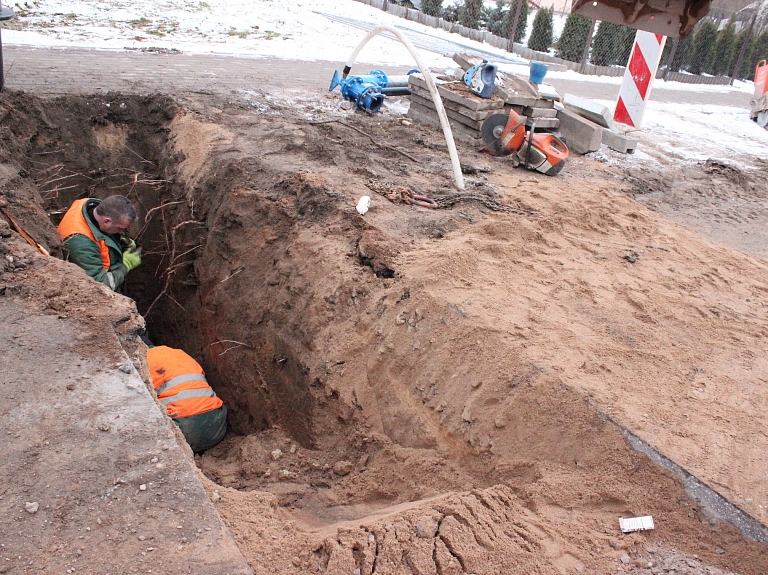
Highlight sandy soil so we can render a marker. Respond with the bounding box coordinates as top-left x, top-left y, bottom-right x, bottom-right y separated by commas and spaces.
1, 88, 767, 574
